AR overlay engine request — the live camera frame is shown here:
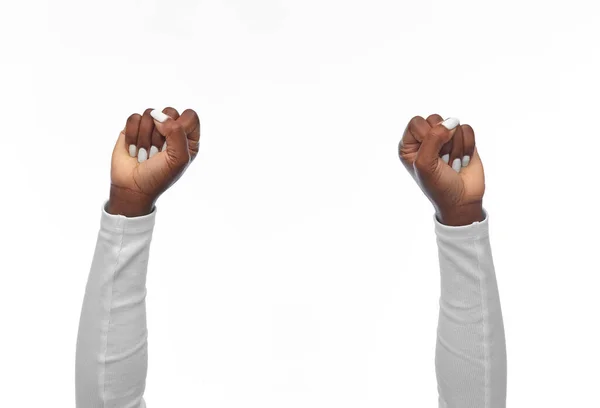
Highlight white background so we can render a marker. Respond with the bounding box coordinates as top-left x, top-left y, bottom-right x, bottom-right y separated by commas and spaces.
1, 0, 599, 406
